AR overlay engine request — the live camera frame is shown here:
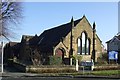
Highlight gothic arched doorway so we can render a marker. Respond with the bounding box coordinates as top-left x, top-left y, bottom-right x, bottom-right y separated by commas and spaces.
55, 48, 66, 63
